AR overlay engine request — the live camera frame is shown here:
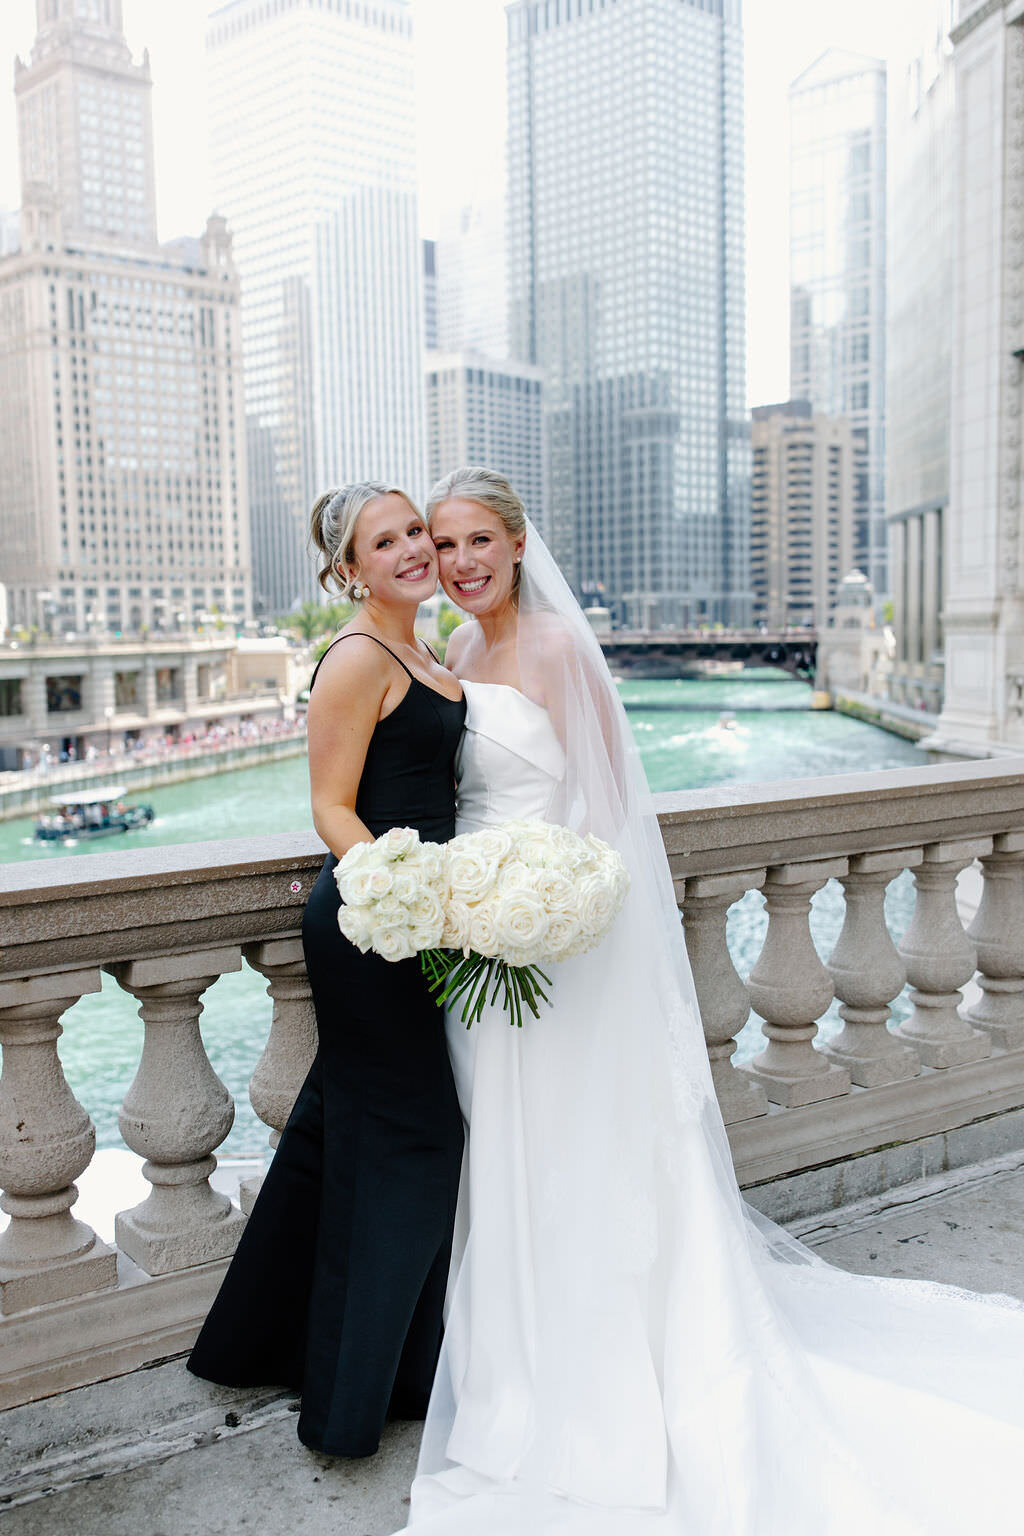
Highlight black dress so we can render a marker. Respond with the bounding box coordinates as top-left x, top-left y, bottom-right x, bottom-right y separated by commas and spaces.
188, 634, 466, 1457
